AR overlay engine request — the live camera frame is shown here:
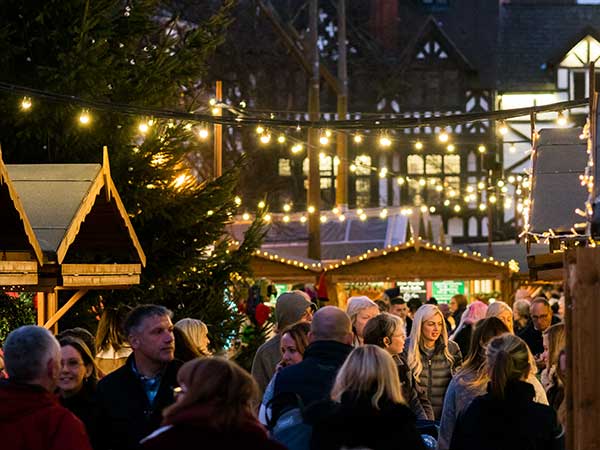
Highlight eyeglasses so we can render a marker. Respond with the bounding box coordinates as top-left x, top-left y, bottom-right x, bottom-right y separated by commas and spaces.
61, 359, 84, 369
